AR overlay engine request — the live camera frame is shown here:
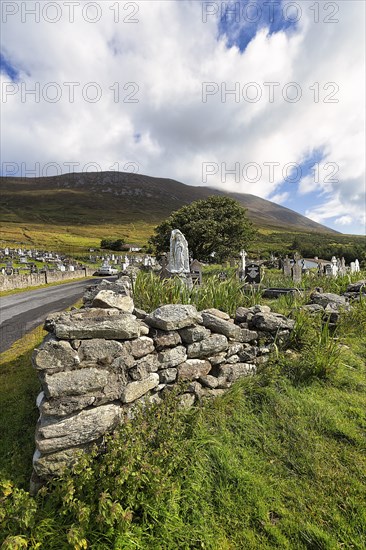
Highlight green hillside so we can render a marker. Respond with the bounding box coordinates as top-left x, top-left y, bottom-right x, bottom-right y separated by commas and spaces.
0, 171, 342, 252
